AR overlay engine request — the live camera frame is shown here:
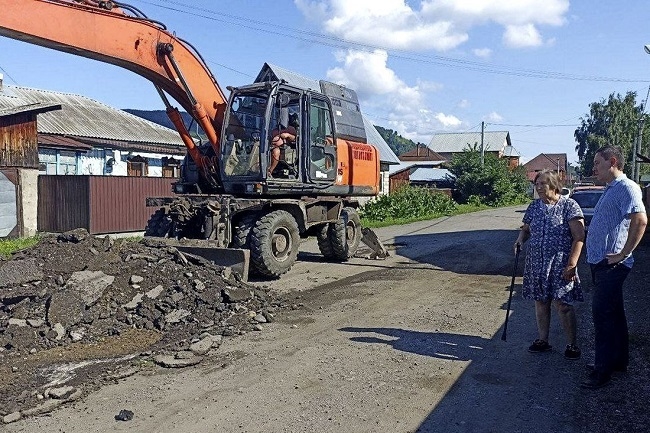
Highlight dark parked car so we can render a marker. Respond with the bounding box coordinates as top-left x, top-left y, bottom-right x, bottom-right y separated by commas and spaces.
570, 186, 605, 231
